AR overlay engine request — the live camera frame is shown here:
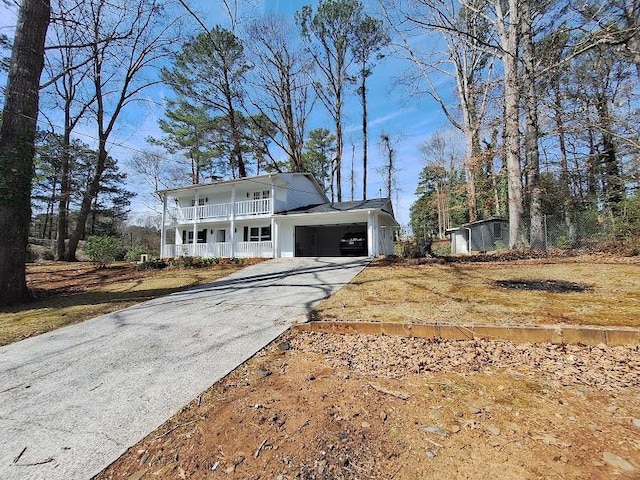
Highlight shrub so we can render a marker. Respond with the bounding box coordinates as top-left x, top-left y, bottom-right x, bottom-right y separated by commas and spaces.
85, 236, 125, 268
125, 245, 148, 262
136, 258, 167, 270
